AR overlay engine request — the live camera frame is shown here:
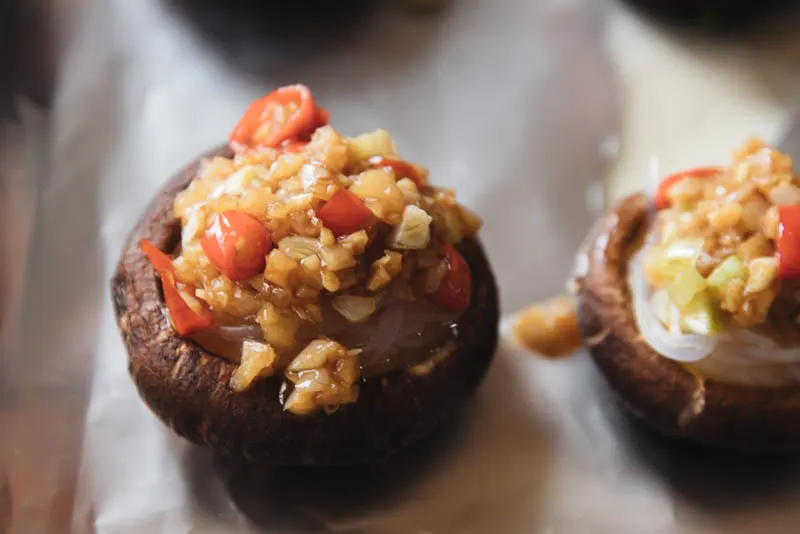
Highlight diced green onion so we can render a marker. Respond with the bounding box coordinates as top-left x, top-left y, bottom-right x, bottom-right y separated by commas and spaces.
706, 255, 746, 295
644, 239, 705, 288
666, 264, 706, 311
